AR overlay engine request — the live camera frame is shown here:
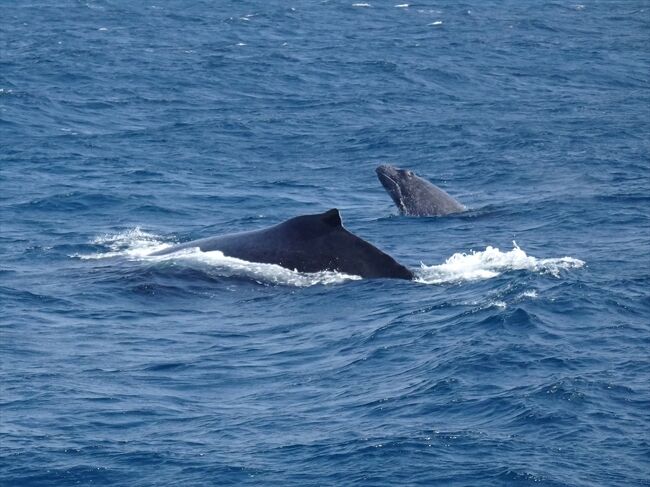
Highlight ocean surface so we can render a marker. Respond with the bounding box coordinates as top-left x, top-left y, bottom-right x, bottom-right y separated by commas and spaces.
1, 1, 649, 485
